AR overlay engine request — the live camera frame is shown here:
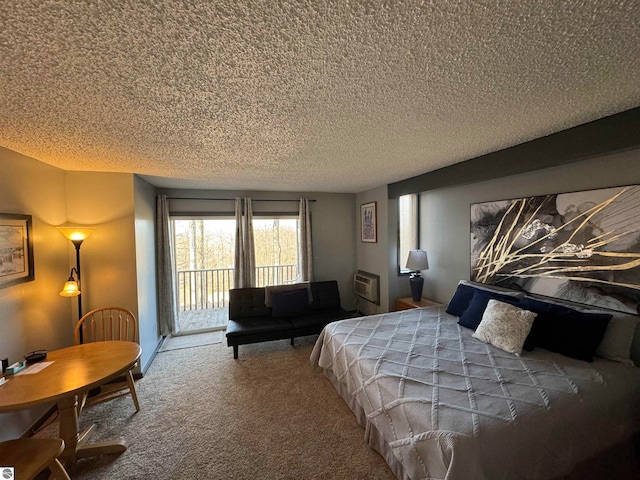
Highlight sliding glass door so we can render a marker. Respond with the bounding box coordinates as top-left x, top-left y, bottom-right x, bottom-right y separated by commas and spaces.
173, 218, 235, 334
171, 216, 300, 334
